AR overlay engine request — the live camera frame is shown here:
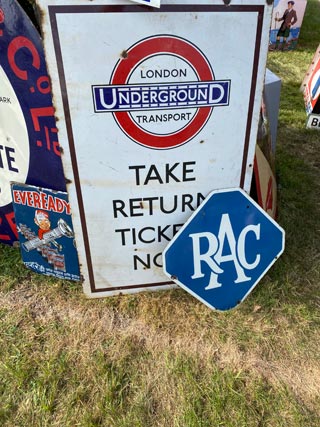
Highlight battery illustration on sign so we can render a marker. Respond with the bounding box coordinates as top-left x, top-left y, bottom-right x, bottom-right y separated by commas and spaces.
92, 35, 231, 149
22, 215, 74, 252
